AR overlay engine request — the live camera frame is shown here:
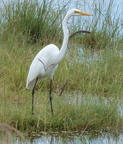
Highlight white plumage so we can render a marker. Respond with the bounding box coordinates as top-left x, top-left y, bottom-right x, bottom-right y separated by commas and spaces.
26, 44, 59, 89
